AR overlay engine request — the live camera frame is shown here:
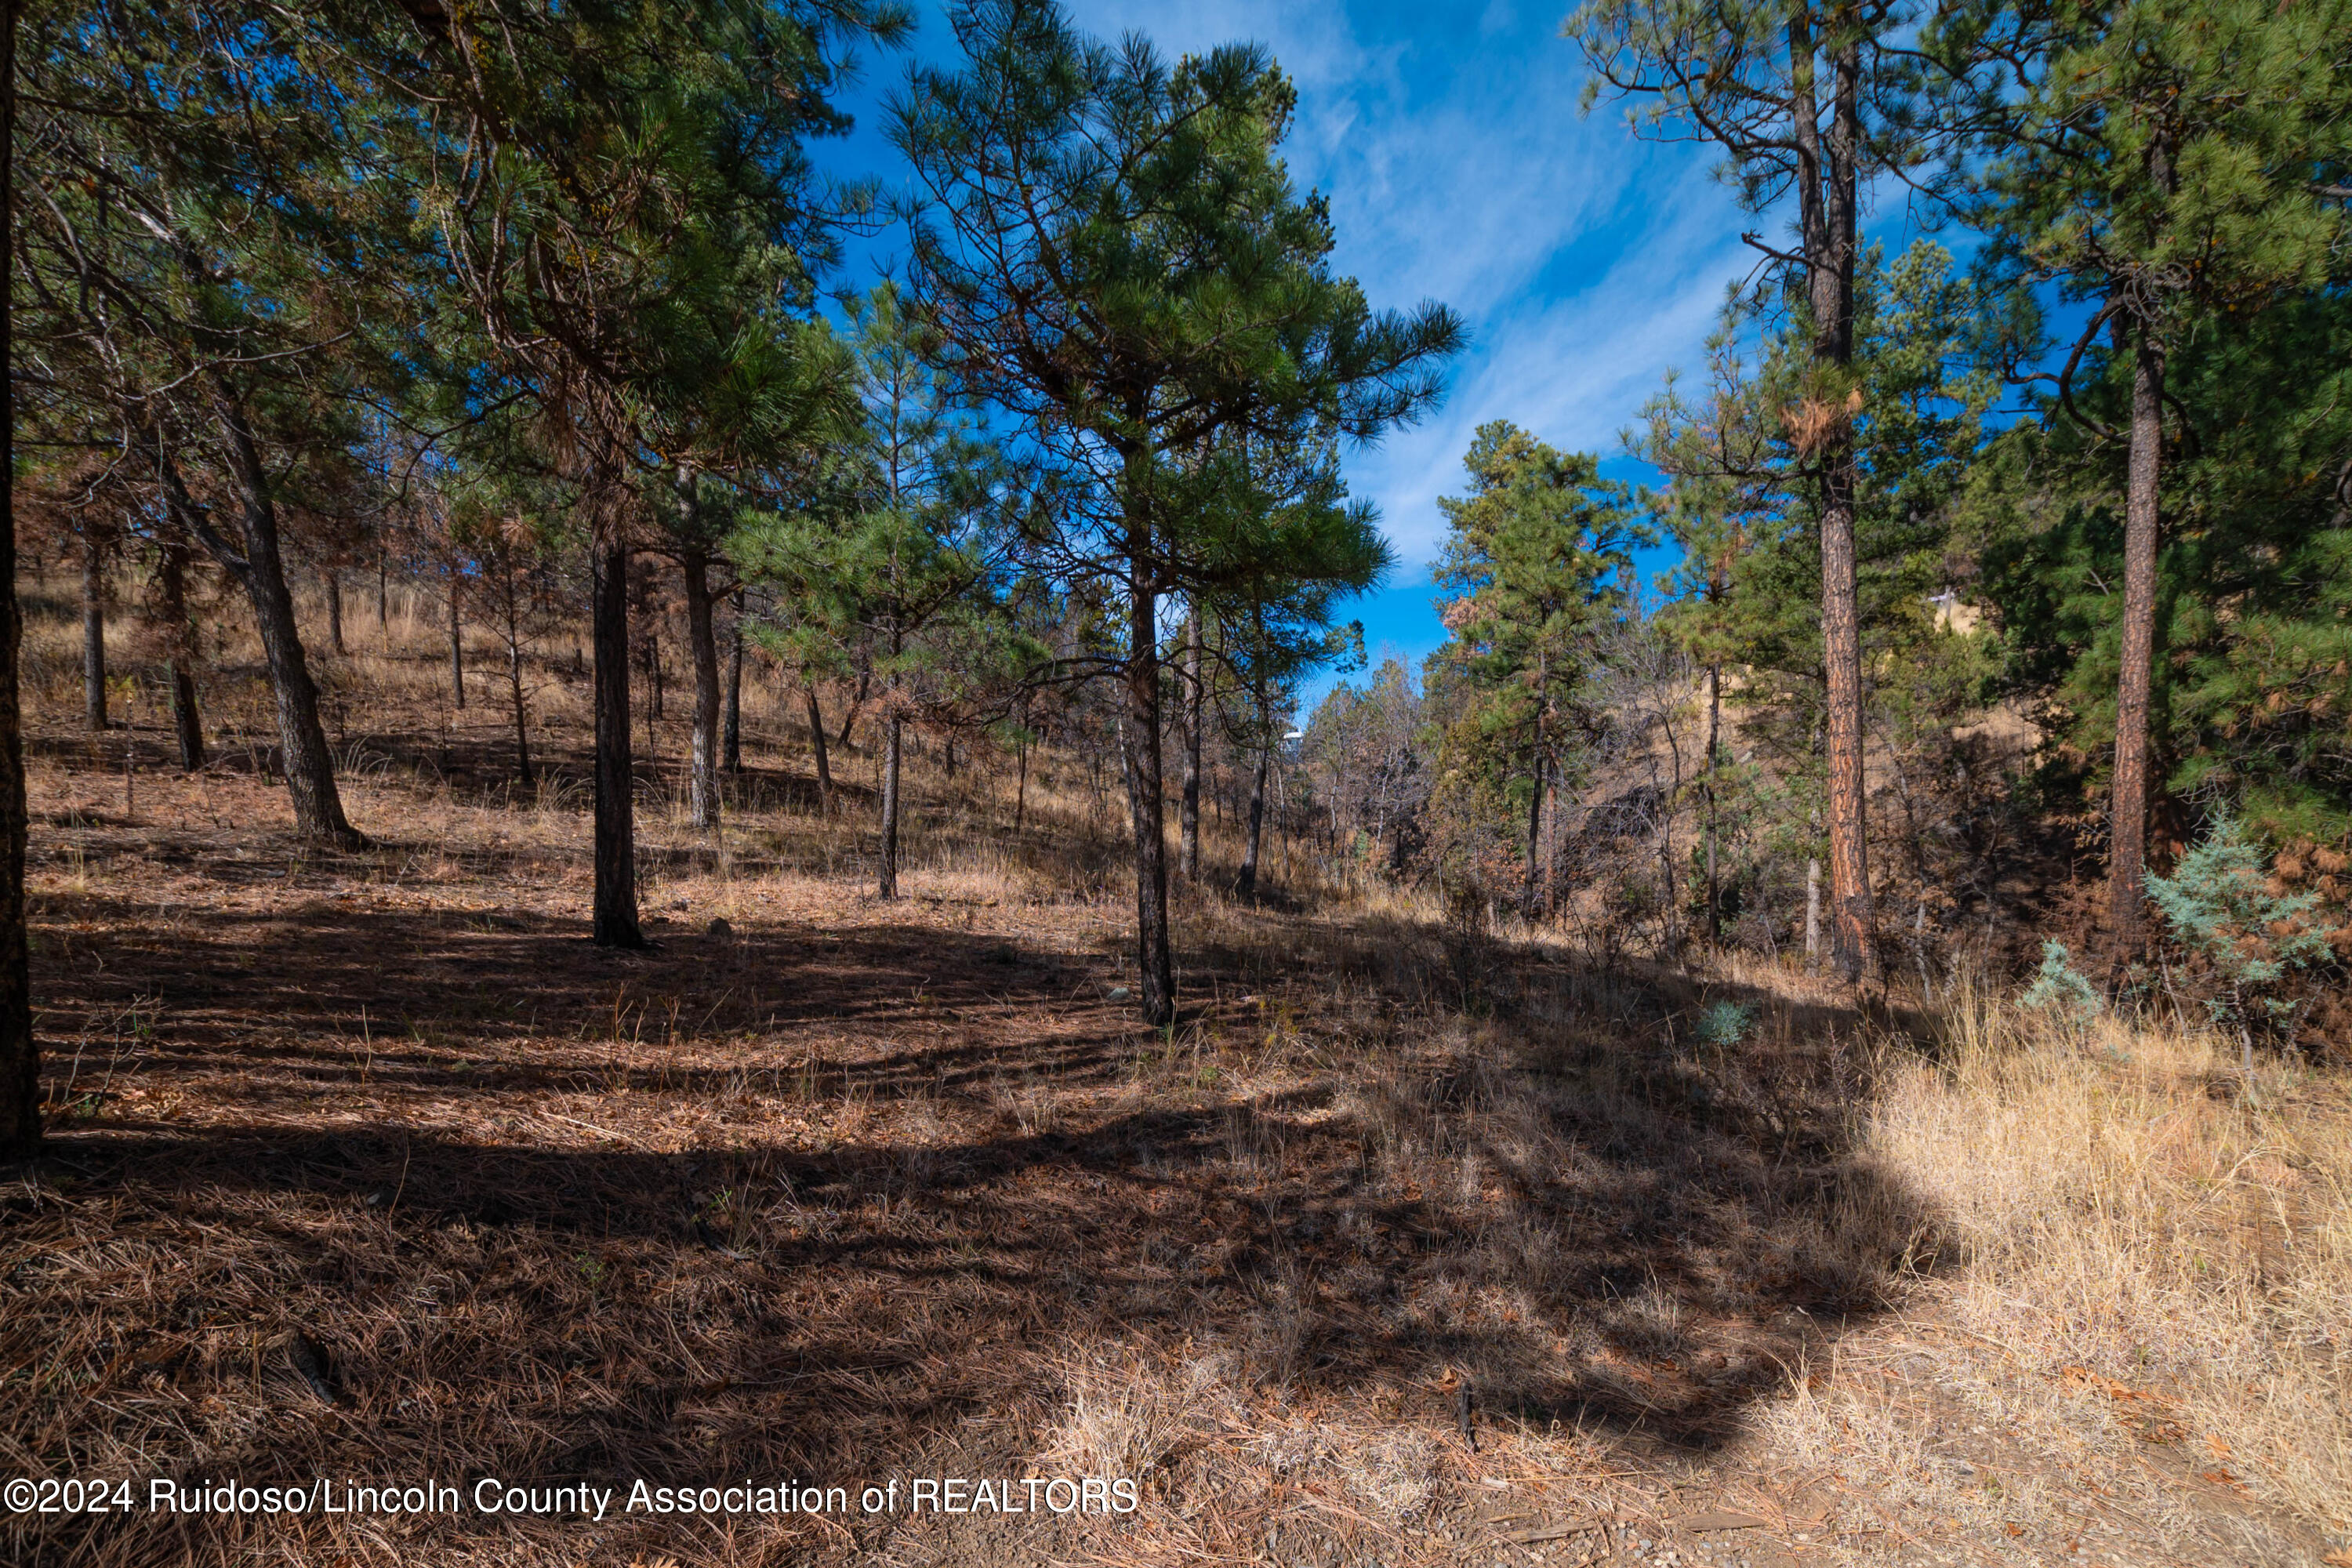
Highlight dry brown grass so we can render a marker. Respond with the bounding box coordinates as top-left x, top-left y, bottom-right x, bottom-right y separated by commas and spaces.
1773, 995, 2350, 1555
3, 582, 2347, 1568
